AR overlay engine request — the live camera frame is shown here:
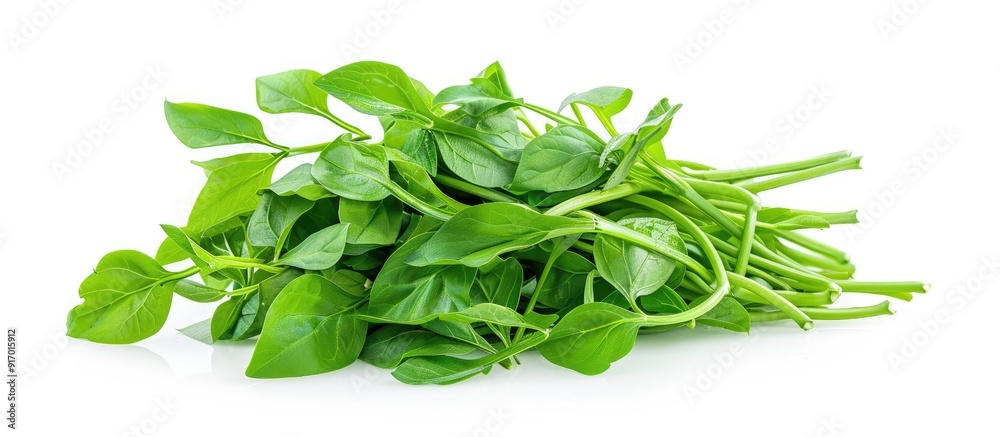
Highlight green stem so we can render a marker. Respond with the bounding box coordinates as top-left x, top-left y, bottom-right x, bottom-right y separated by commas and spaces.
776, 242, 856, 276
772, 229, 851, 264
749, 301, 894, 322
166, 266, 201, 282
595, 111, 619, 137
224, 284, 260, 297
704, 233, 836, 291
570, 103, 587, 126
287, 142, 330, 156
521, 102, 579, 126
673, 160, 716, 171
738, 156, 863, 193
583, 270, 597, 304
545, 182, 647, 217
513, 238, 567, 343
687, 150, 853, 182
836, 281, 927, 301
515, 109, 541, 137
835, 281, 928, 293
386, 181, 459, 221
638, 157, 760, 281
214, 256, 283, 273
320, 112, 370, 140
728, 273, 814, 330
686, 178, 761, 280
433, 174, 520, 203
